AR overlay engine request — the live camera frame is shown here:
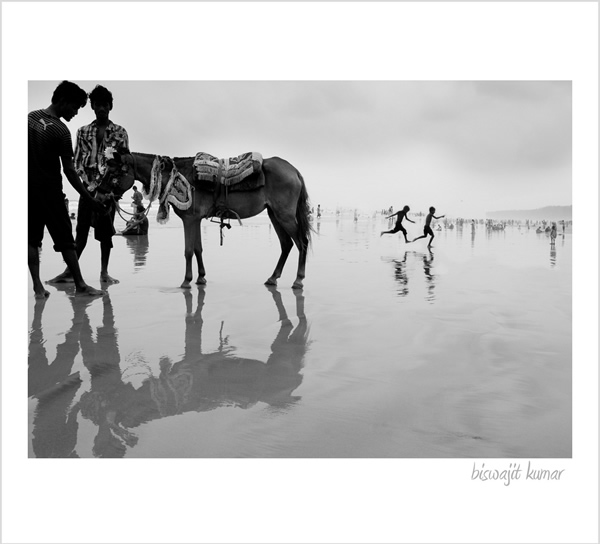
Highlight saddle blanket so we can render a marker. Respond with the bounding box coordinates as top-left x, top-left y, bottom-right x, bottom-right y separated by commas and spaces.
194, 152, 263, 187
